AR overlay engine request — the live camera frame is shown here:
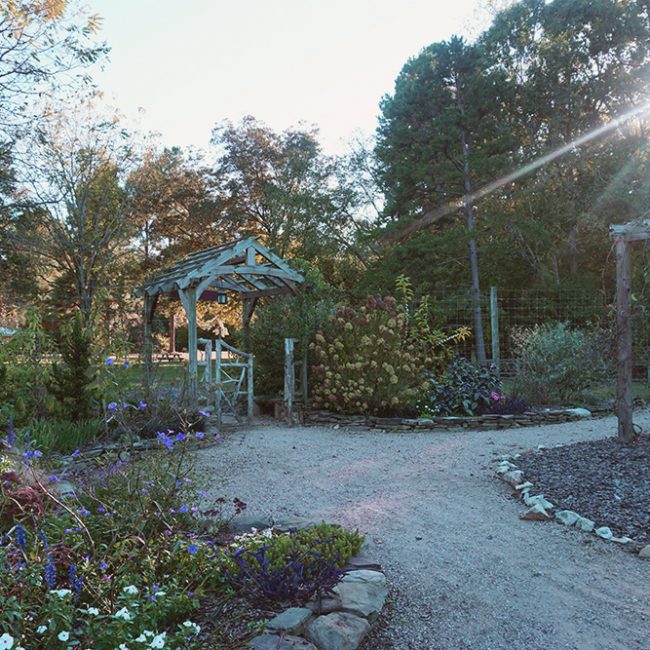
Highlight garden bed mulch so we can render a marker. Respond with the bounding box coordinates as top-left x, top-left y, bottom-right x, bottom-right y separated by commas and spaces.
515, 434, 650, 545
